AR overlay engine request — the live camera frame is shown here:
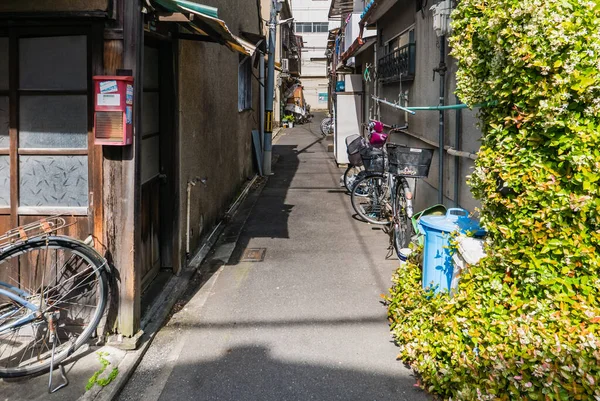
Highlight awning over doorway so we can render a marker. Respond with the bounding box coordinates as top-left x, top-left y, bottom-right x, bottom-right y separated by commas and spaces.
340, 35, 376, 62
153, 0, 256, 56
